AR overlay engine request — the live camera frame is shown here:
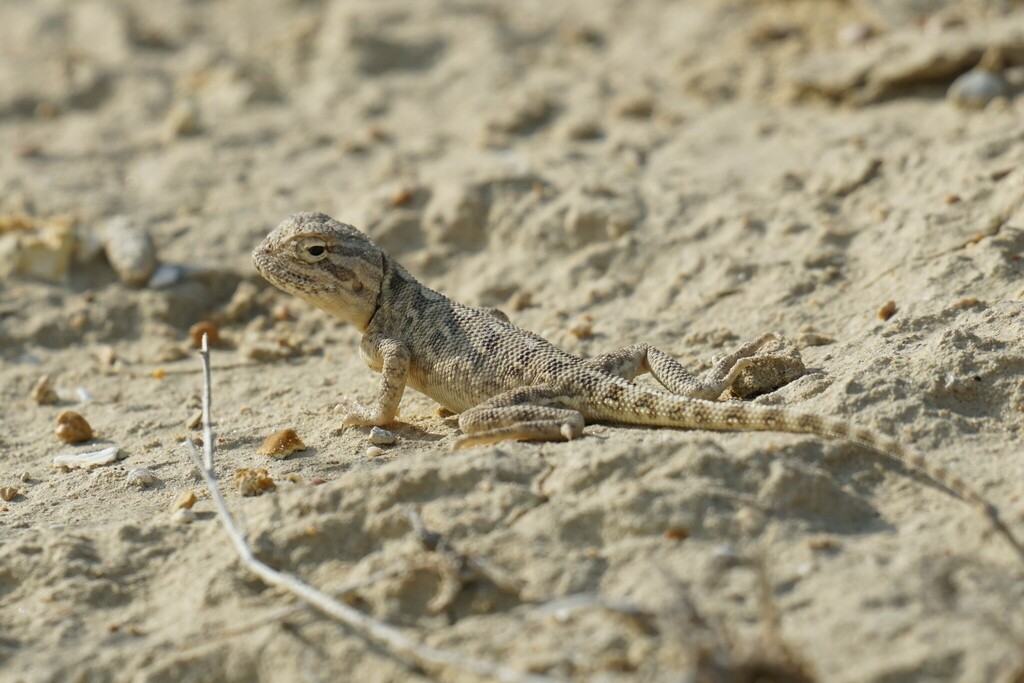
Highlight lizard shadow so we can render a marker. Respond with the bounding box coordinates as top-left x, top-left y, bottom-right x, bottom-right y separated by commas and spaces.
345, 421, 448, 445
277, 446, 322, 462
589, 426, 901, 539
